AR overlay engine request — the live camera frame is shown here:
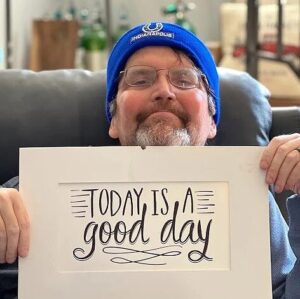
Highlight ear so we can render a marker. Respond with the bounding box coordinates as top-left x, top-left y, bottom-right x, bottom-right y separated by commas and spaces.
108, 116, 119, 139
207, 117, 217, 139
